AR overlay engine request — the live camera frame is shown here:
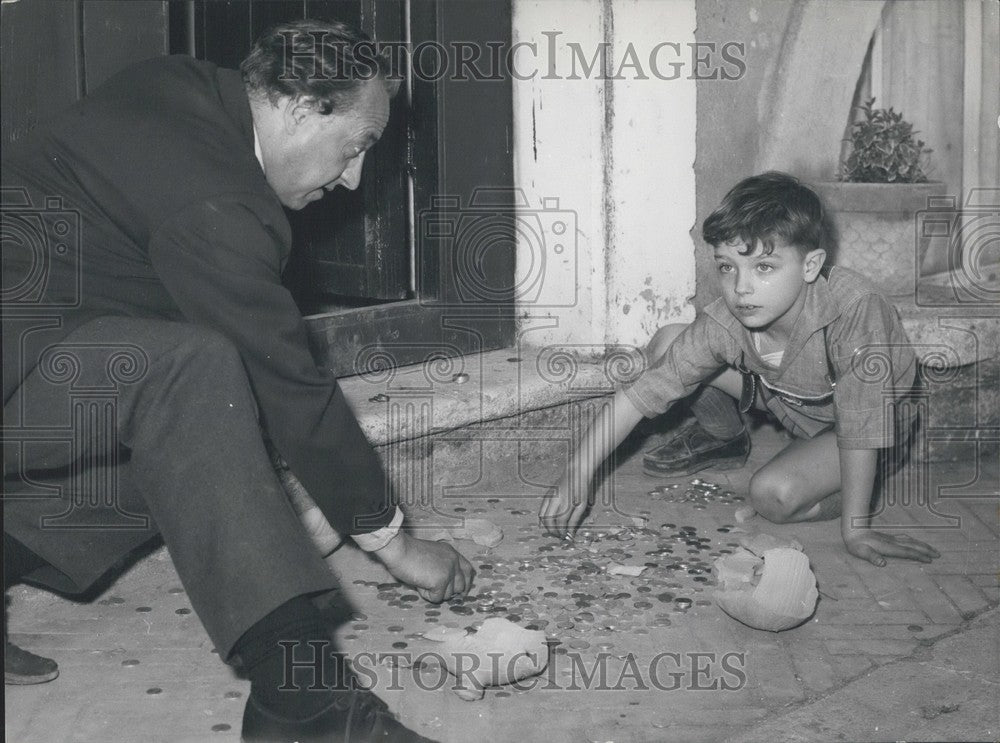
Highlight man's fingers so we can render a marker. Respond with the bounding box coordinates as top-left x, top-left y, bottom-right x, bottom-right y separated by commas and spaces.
461, 558, 475, 594
452, 564, 468, 597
